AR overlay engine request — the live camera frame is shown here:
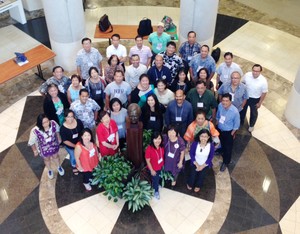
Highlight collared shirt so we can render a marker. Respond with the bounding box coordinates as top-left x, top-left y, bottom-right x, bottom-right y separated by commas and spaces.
39, 76, 71, 94
157, 51, 184, 80
148, 32, 171, 54
106, 44, 127, 60
76, 47, 103, 80
125, 64, 148, 90
216, 62, 243, 83
178, 41, 201, 62
104, 81, 131, 104
216, 103, 240, 131
189, 54, 216, 80
128, 45, 152, 66
242, 72, 268, 98
186, 89, 217, 118
70, 99, 100, 129
218, 82, 248, 111
147, 65, 172, 86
